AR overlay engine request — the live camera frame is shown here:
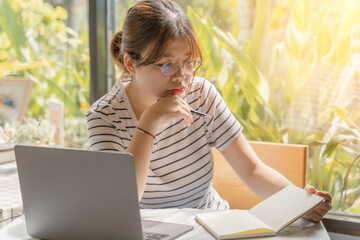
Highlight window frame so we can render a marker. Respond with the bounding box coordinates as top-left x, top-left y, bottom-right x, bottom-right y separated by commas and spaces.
323, 213, 360, 237
88, 0, 114, 104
